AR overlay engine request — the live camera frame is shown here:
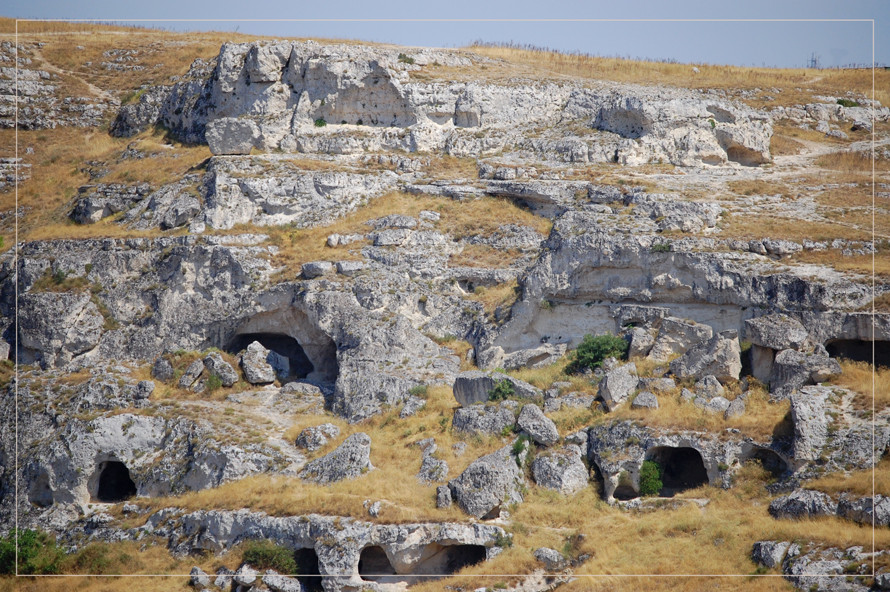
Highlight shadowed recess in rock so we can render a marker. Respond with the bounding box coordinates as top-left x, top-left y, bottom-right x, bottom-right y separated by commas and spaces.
293, 548, 323, 592
28, 468, 53, 507
94, 461, 137, 503
228, 332, 314, 379
742, 446, 790, 480
358, 546, 397, 582
645, 446, 708, 496
825, 339, 890, 369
